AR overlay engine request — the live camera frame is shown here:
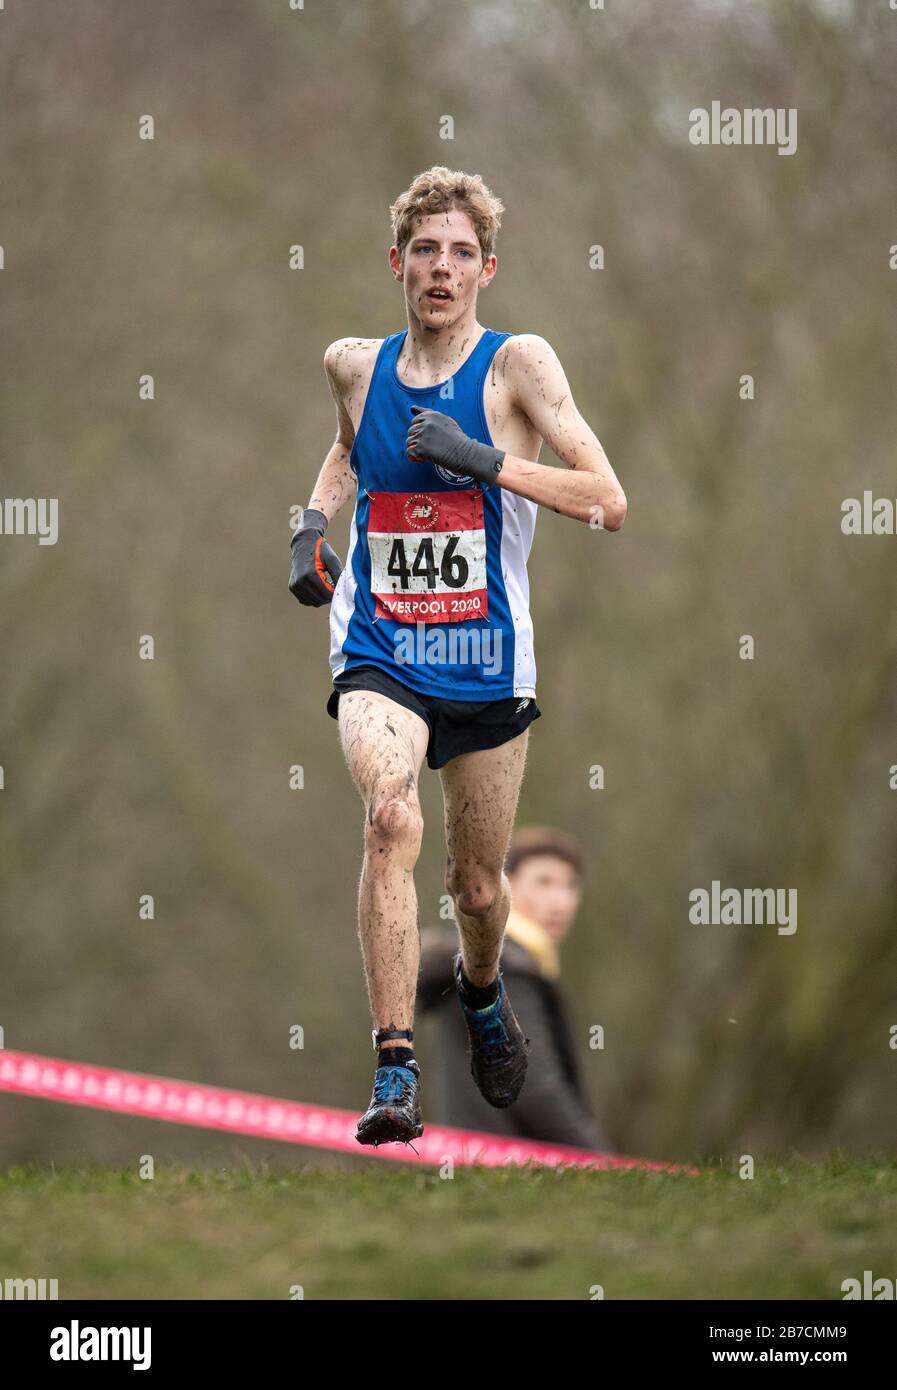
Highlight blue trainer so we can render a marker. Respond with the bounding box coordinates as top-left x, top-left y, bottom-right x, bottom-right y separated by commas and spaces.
355, 1059, 424, 1146
453, 952, 530, 1108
